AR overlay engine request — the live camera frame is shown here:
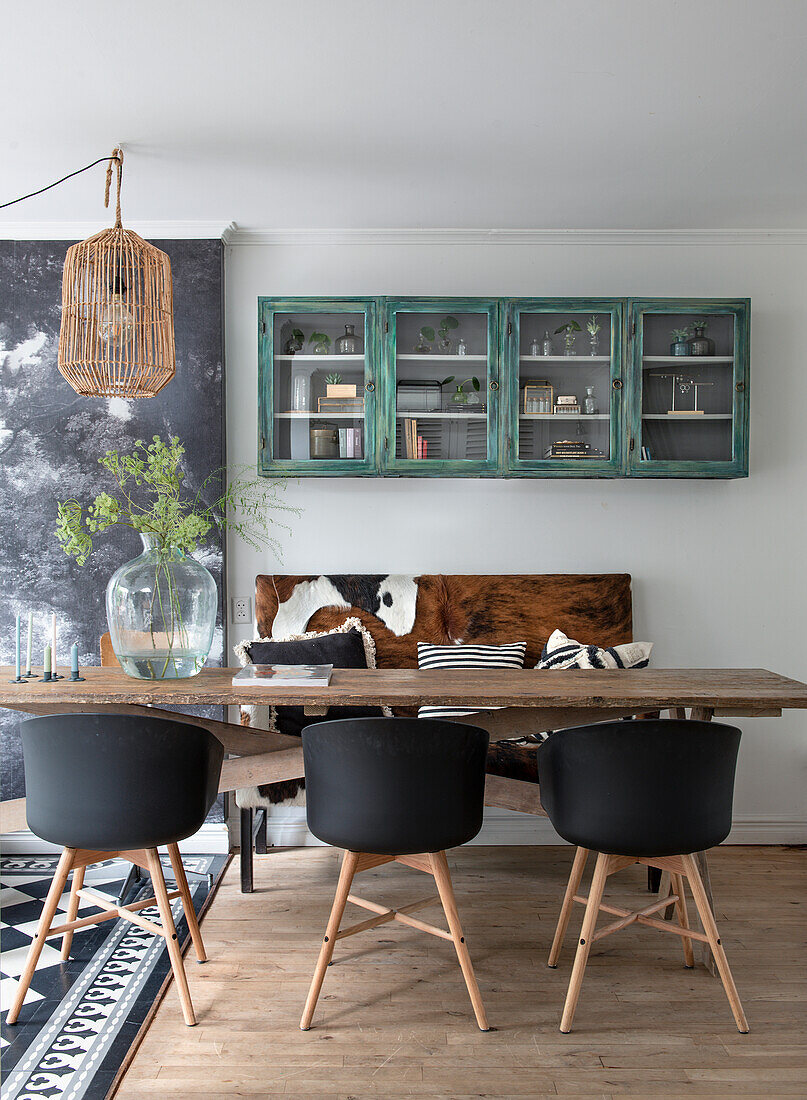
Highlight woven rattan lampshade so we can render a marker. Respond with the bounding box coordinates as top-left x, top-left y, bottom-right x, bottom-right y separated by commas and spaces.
58, 149, 175, 398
